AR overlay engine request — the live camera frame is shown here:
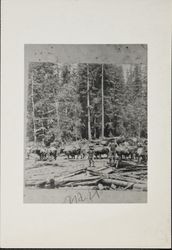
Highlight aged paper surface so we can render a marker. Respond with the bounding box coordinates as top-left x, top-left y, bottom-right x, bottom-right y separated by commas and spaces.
1, 0, 171, 247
